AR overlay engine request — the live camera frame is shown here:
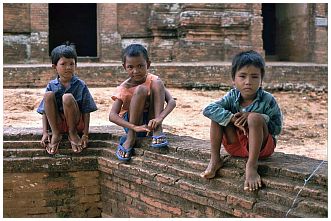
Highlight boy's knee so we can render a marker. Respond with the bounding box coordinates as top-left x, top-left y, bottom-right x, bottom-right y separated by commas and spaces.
247, 113, 265, 127
44, 91, 55, 101
151, 79, 164, 91
62, 93, 75, 105
134, 85, 148, 96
